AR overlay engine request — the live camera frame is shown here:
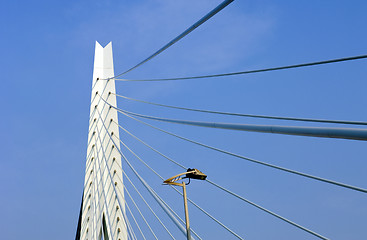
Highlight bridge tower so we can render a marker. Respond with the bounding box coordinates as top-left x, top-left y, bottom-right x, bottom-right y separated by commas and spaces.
80, 42, 127, 240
